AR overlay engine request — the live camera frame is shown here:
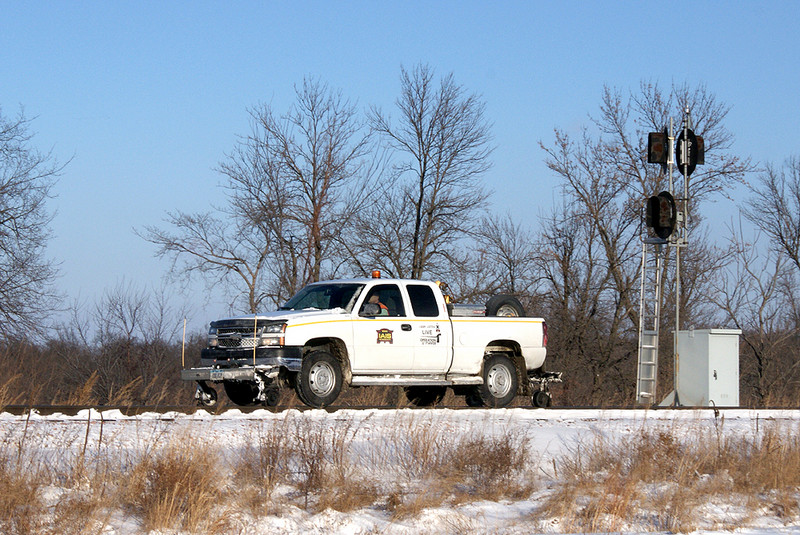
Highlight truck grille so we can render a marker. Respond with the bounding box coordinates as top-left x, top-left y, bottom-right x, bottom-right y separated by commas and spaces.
217, 327, 259, 349
218, 336, 258, 349
210, 319, 283, 351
